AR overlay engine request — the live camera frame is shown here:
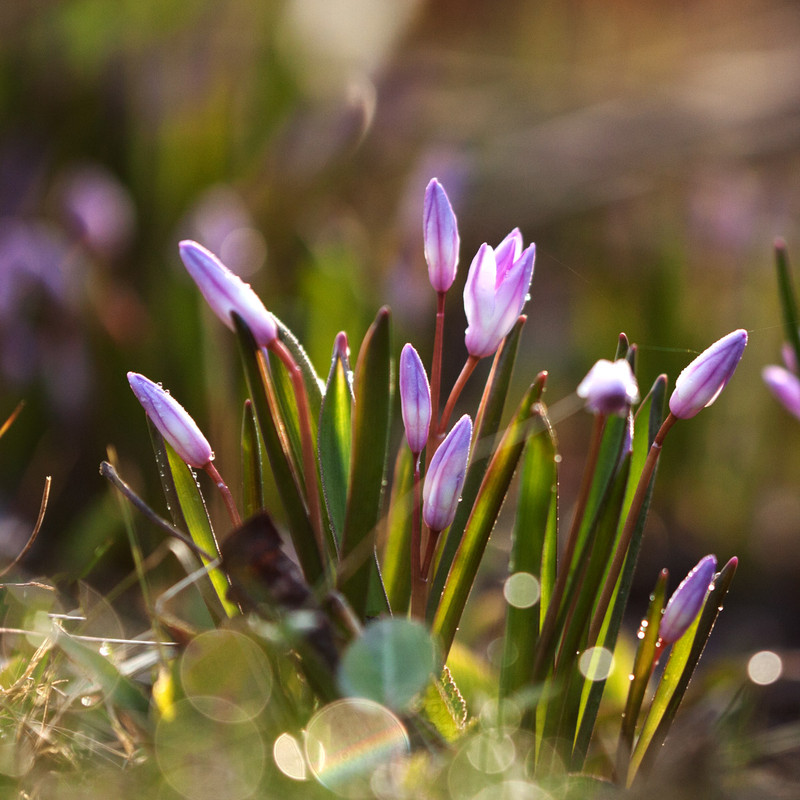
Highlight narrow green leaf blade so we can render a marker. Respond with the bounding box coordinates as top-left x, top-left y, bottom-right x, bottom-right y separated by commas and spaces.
774, 240, 800, 372
164, 442, 238, 618
381, 446, 414, 615
428, 319, 527, 618
499, 419, 557, 701
318, 335, 353, 543
241, 400, 265, 519
432, 381, 542, 658
339, 307, 393, 620
233, 314, 325, 585
617, 568, 669, 771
